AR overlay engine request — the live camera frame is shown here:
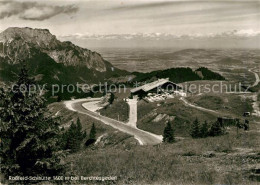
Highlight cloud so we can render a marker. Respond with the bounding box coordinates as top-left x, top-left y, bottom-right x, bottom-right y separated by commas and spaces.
110, 1, 178, 11
0, 1, 78, 21
59, 29, 260, 41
